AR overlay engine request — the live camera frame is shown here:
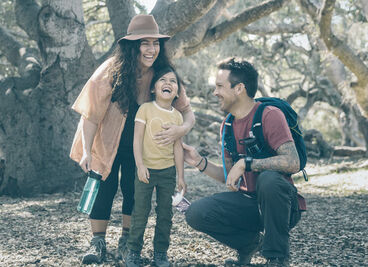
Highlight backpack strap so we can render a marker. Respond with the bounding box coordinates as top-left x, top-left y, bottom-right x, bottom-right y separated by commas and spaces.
221, 114, 233, 182
250, 102, 275, 158
251, 103, 267, 148
223, 114, 239, 161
